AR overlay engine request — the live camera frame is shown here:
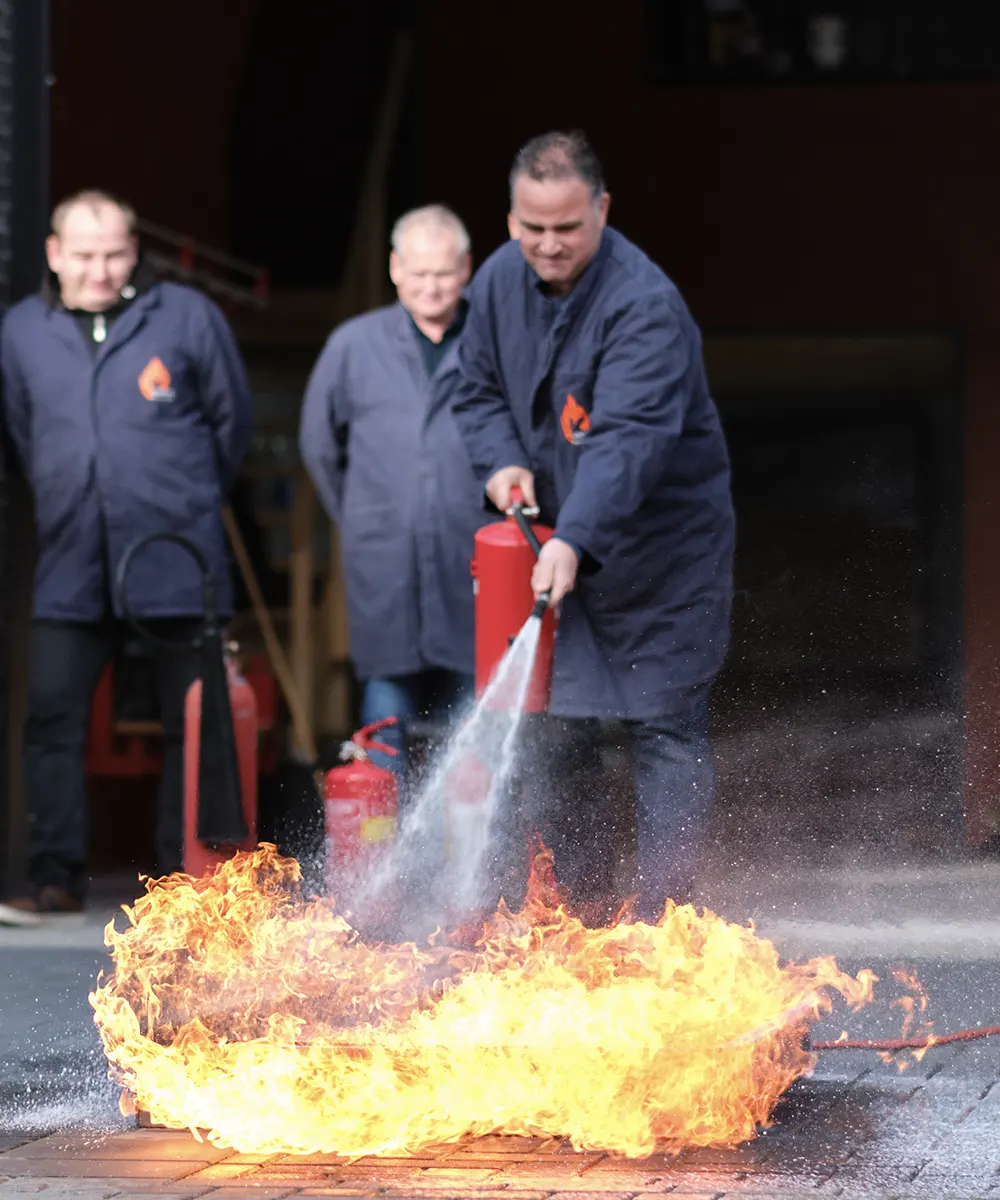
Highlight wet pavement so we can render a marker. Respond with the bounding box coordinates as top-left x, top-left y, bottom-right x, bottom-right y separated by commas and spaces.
2, 689, 997, 1197
6, 856, 1000, 1198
